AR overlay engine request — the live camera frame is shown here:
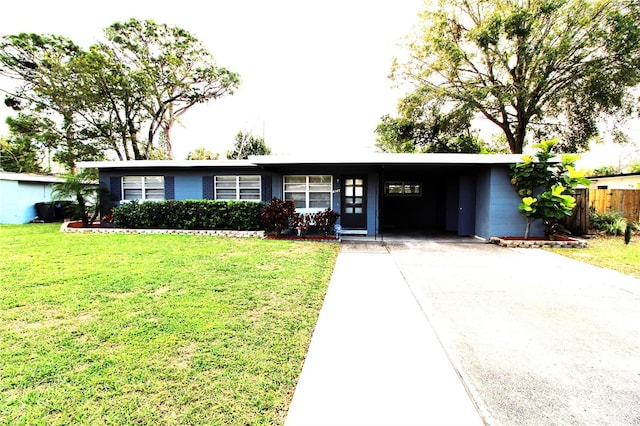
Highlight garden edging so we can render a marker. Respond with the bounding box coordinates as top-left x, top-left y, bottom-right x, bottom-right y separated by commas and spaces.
60, 221, 265, 238
490, 236, 588, 248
